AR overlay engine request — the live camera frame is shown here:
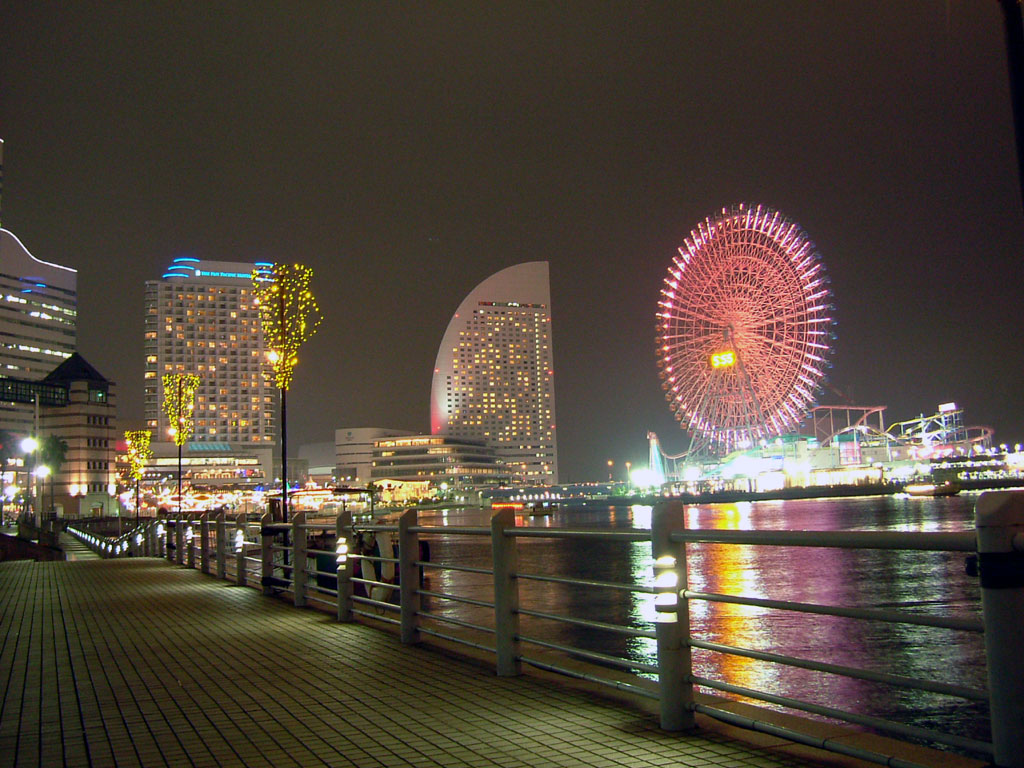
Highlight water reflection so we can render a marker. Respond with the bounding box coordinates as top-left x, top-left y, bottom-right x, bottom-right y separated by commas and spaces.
413, 495, 987, 743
